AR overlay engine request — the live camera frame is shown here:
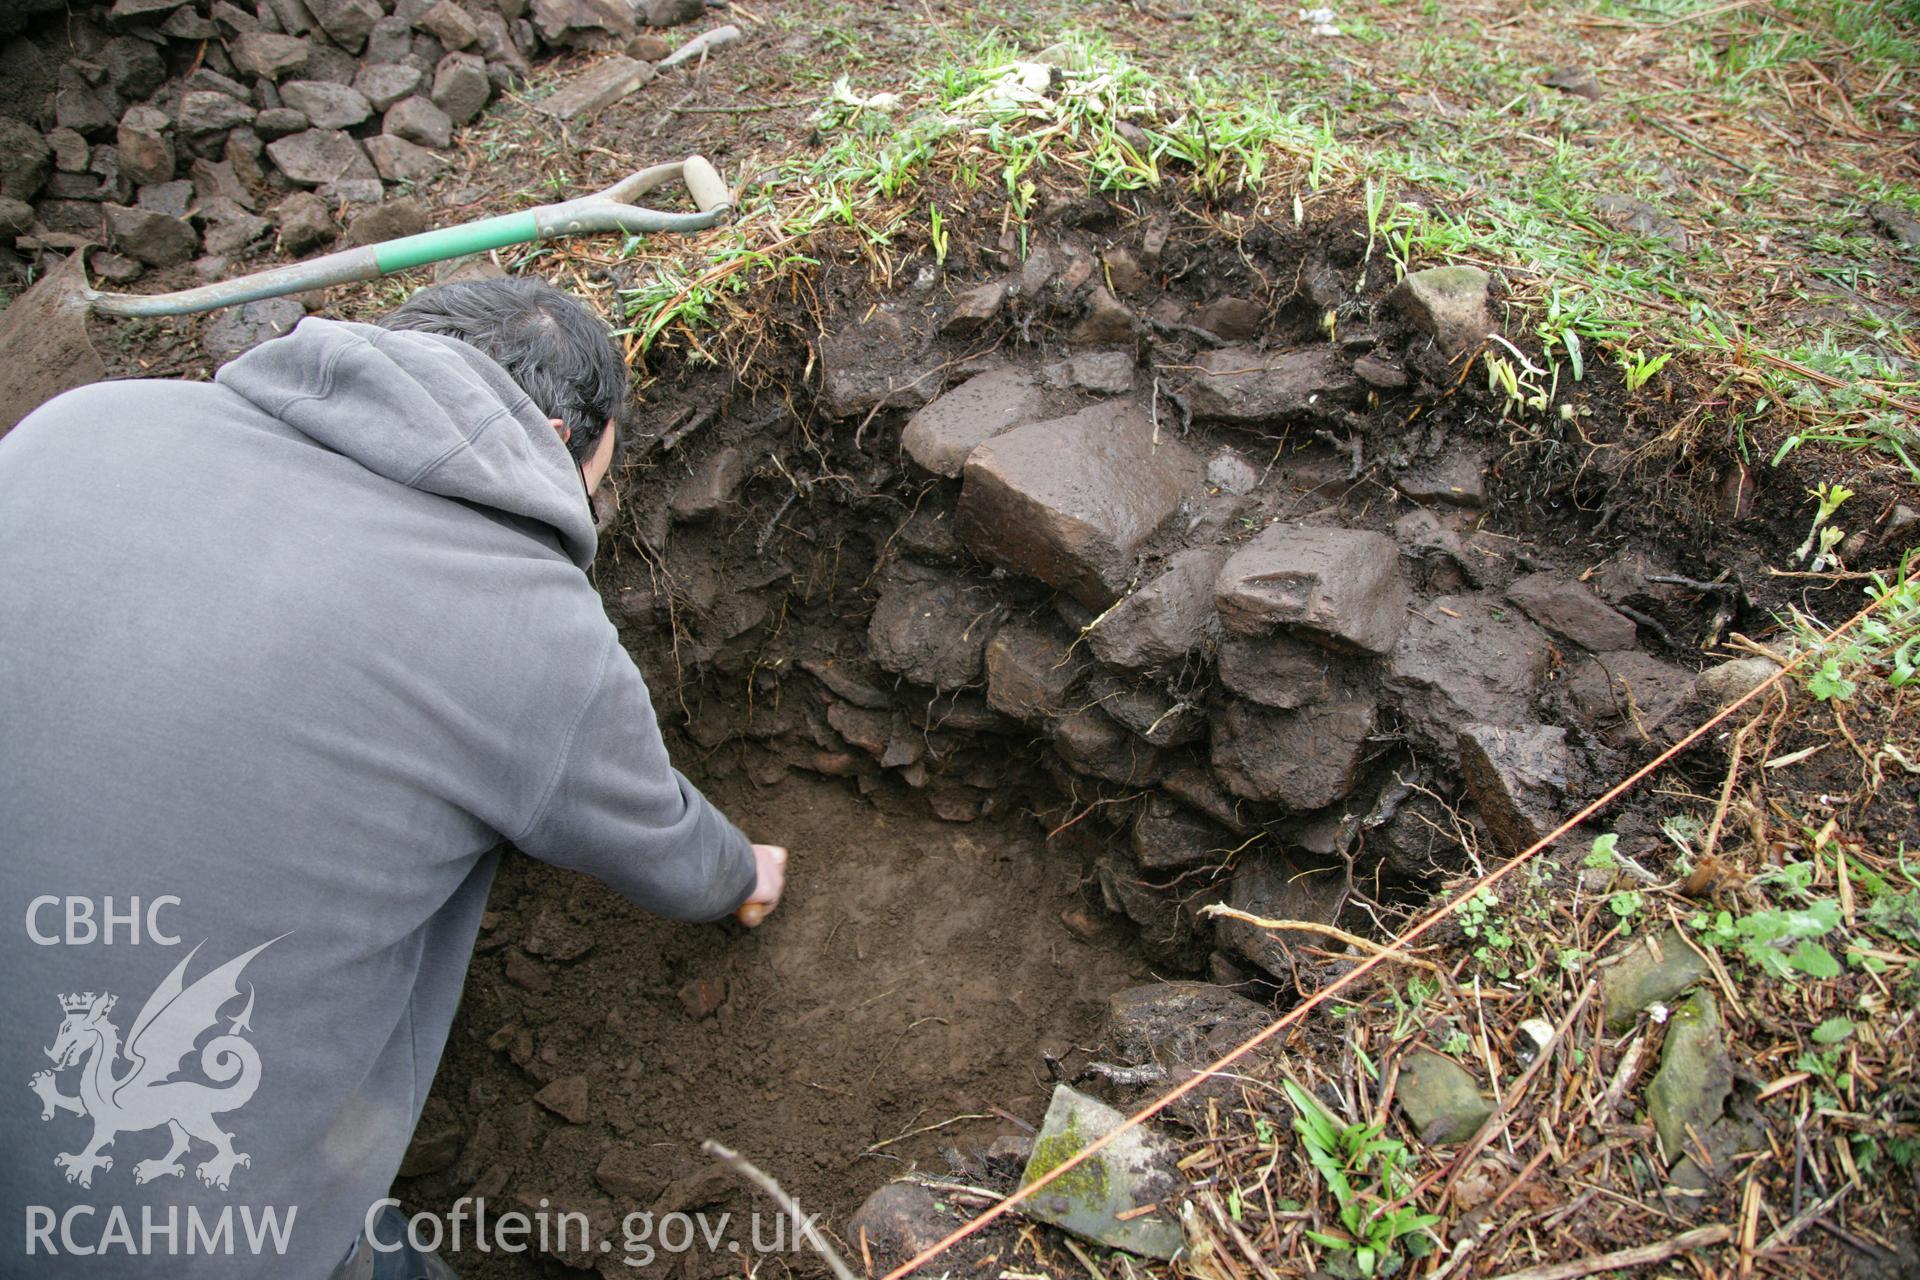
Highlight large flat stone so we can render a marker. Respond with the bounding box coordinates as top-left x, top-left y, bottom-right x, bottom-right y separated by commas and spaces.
365, 134, 449, 184
901, 368, 1047, 478
280, 80, 373, 129
1162, 765, 1251, 834
202, 298, 305, 364
0, 120, 51, 202
102, 203, 198, 266
1106, 981, 1267, 1067
1086, 673, 1205, 748
956, 401, 1199, 608
116, 106, 175, 187
666, 445, 750, 521
430, 52, 492, 126
177, 89, 257, 133
1185, 346, 1360, 423
1210, 699, 1374, 809
1648, 991, 1733, 1163
1602, 925, 1710, 1031
383, 95, 453, 149
1397, 1049, 1493, 1144
354, 62, 424, 111
308, 0, 383, 49
531, 0, 638, 45
264, 128, 375, 186
534, 54, 654, 120
1386, 593, 1550, 754
1086, 548, 1225, 672
1214, 523, 1410, 654
817, 307, 938, 419
1507, 571, 1637, 652
231, 31, 312, 80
